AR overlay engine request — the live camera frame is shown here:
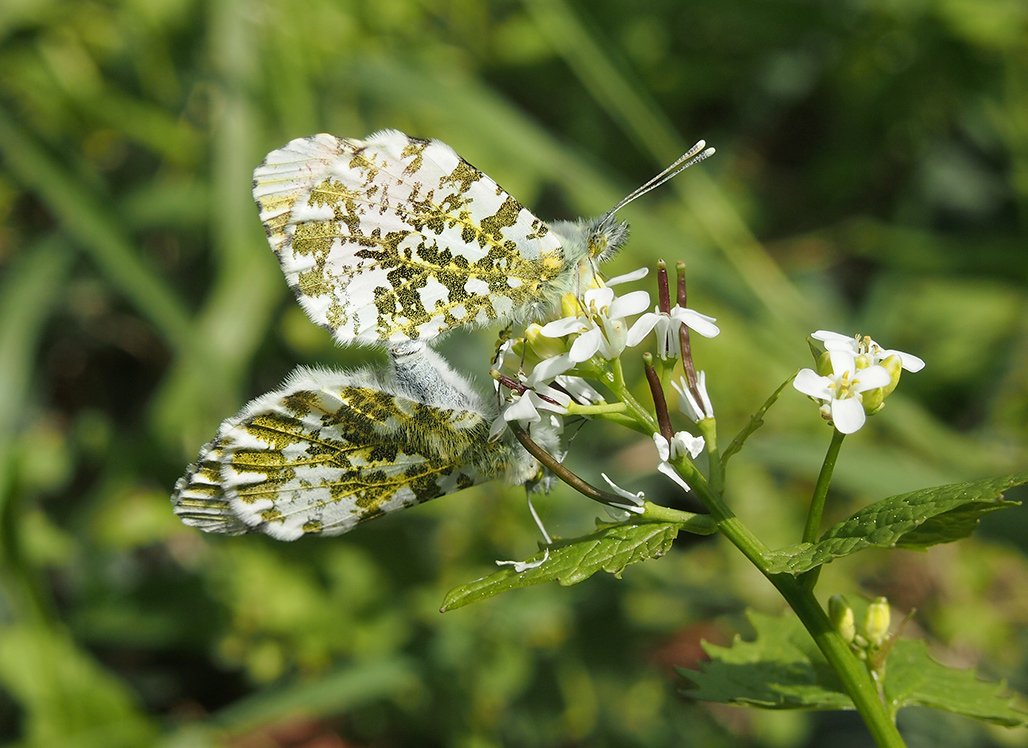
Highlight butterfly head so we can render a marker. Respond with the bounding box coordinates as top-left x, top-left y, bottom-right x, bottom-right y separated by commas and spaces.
587, 213, 630, 262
